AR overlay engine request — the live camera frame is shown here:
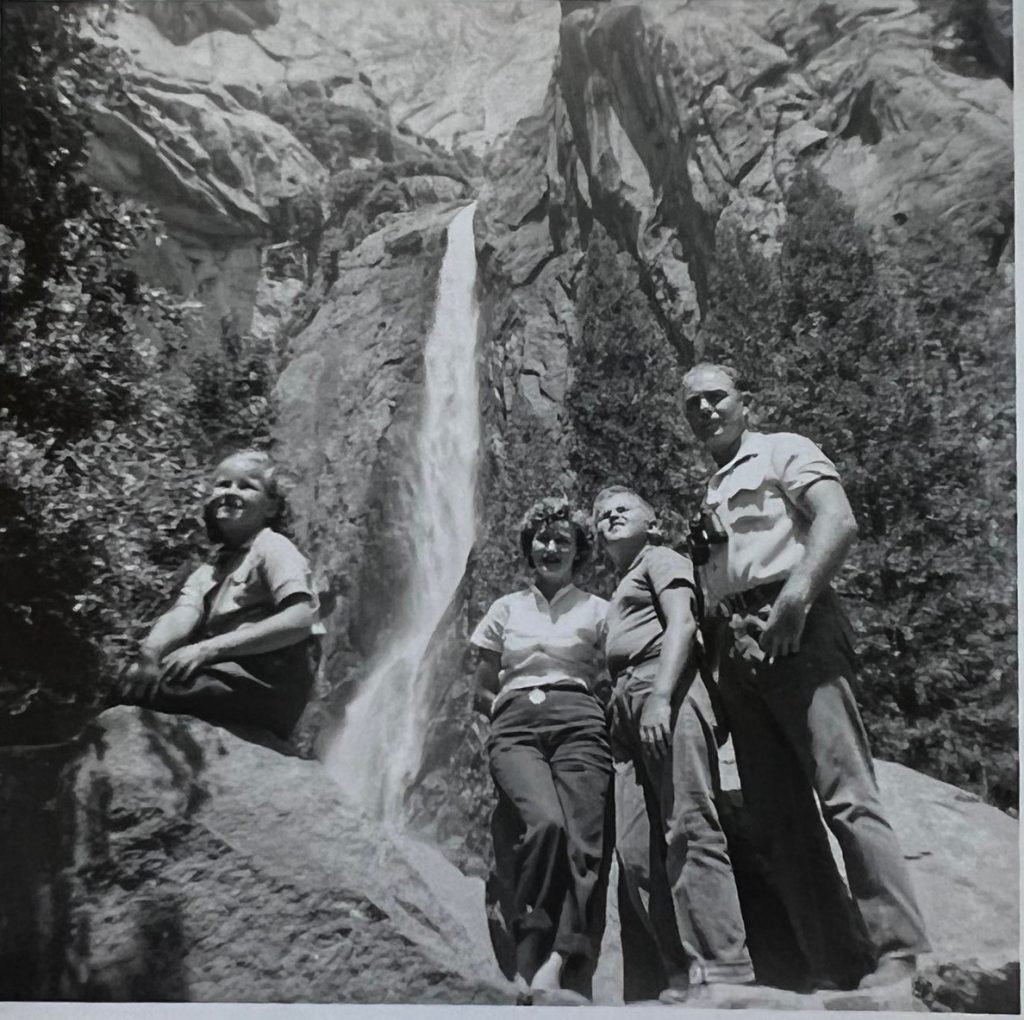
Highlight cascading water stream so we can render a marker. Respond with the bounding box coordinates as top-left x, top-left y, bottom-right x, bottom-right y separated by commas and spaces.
326, 203, 481, 821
